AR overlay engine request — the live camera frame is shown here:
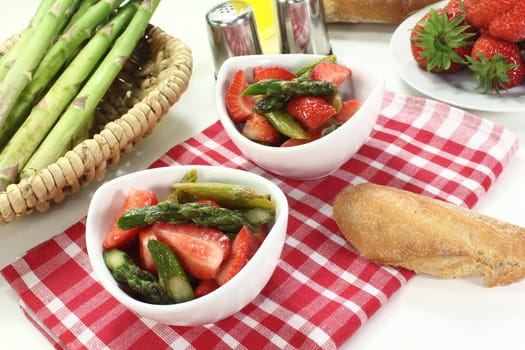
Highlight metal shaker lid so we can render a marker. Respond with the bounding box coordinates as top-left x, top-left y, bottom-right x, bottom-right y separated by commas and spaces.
275, 0, 331, 55
206, 1, 262, 76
